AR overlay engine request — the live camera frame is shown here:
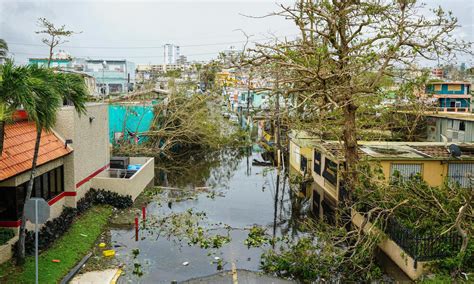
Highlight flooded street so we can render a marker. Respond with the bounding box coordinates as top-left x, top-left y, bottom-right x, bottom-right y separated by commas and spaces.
111, 146, 311, 283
